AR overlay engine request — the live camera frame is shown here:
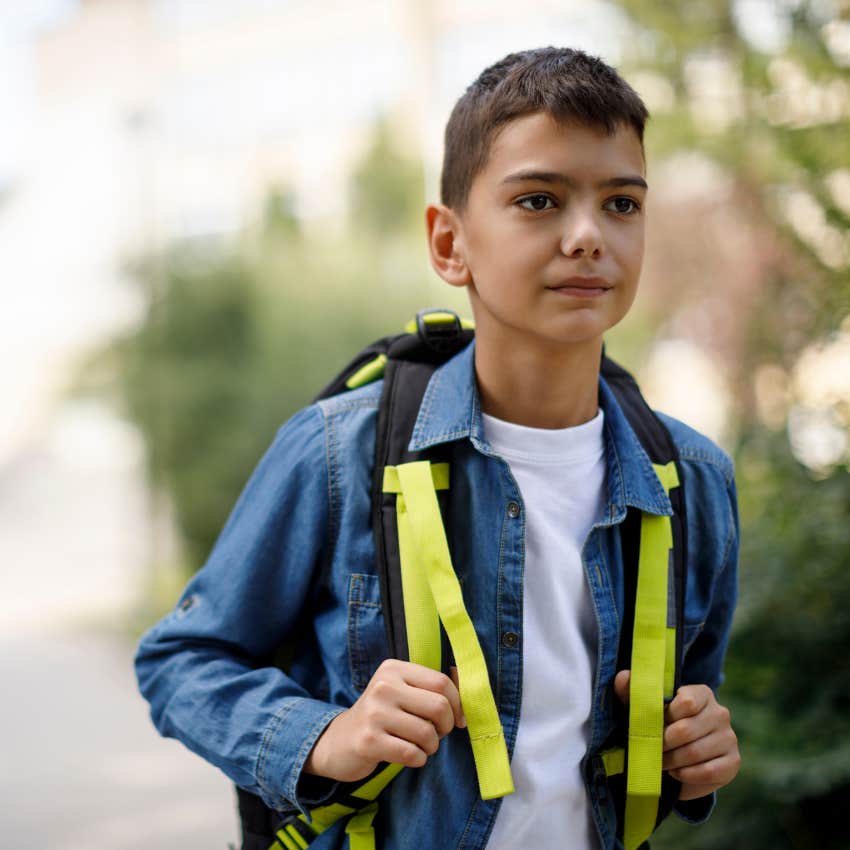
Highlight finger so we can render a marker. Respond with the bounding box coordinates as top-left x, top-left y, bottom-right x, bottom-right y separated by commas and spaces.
668, 752, 739, 788
662, 728, 733, 771
382, 709, 441, 757
613, 669, 631, 705
397, 681, 459, 737
677, 782, 720, 802
376, 732, 429, 769
379, 659, 464, 728
665, 684, 713, 723
663, 710, 717, 751
401, 662, 465, 728
449, 667, 468, 728
664, 701, 732, 751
